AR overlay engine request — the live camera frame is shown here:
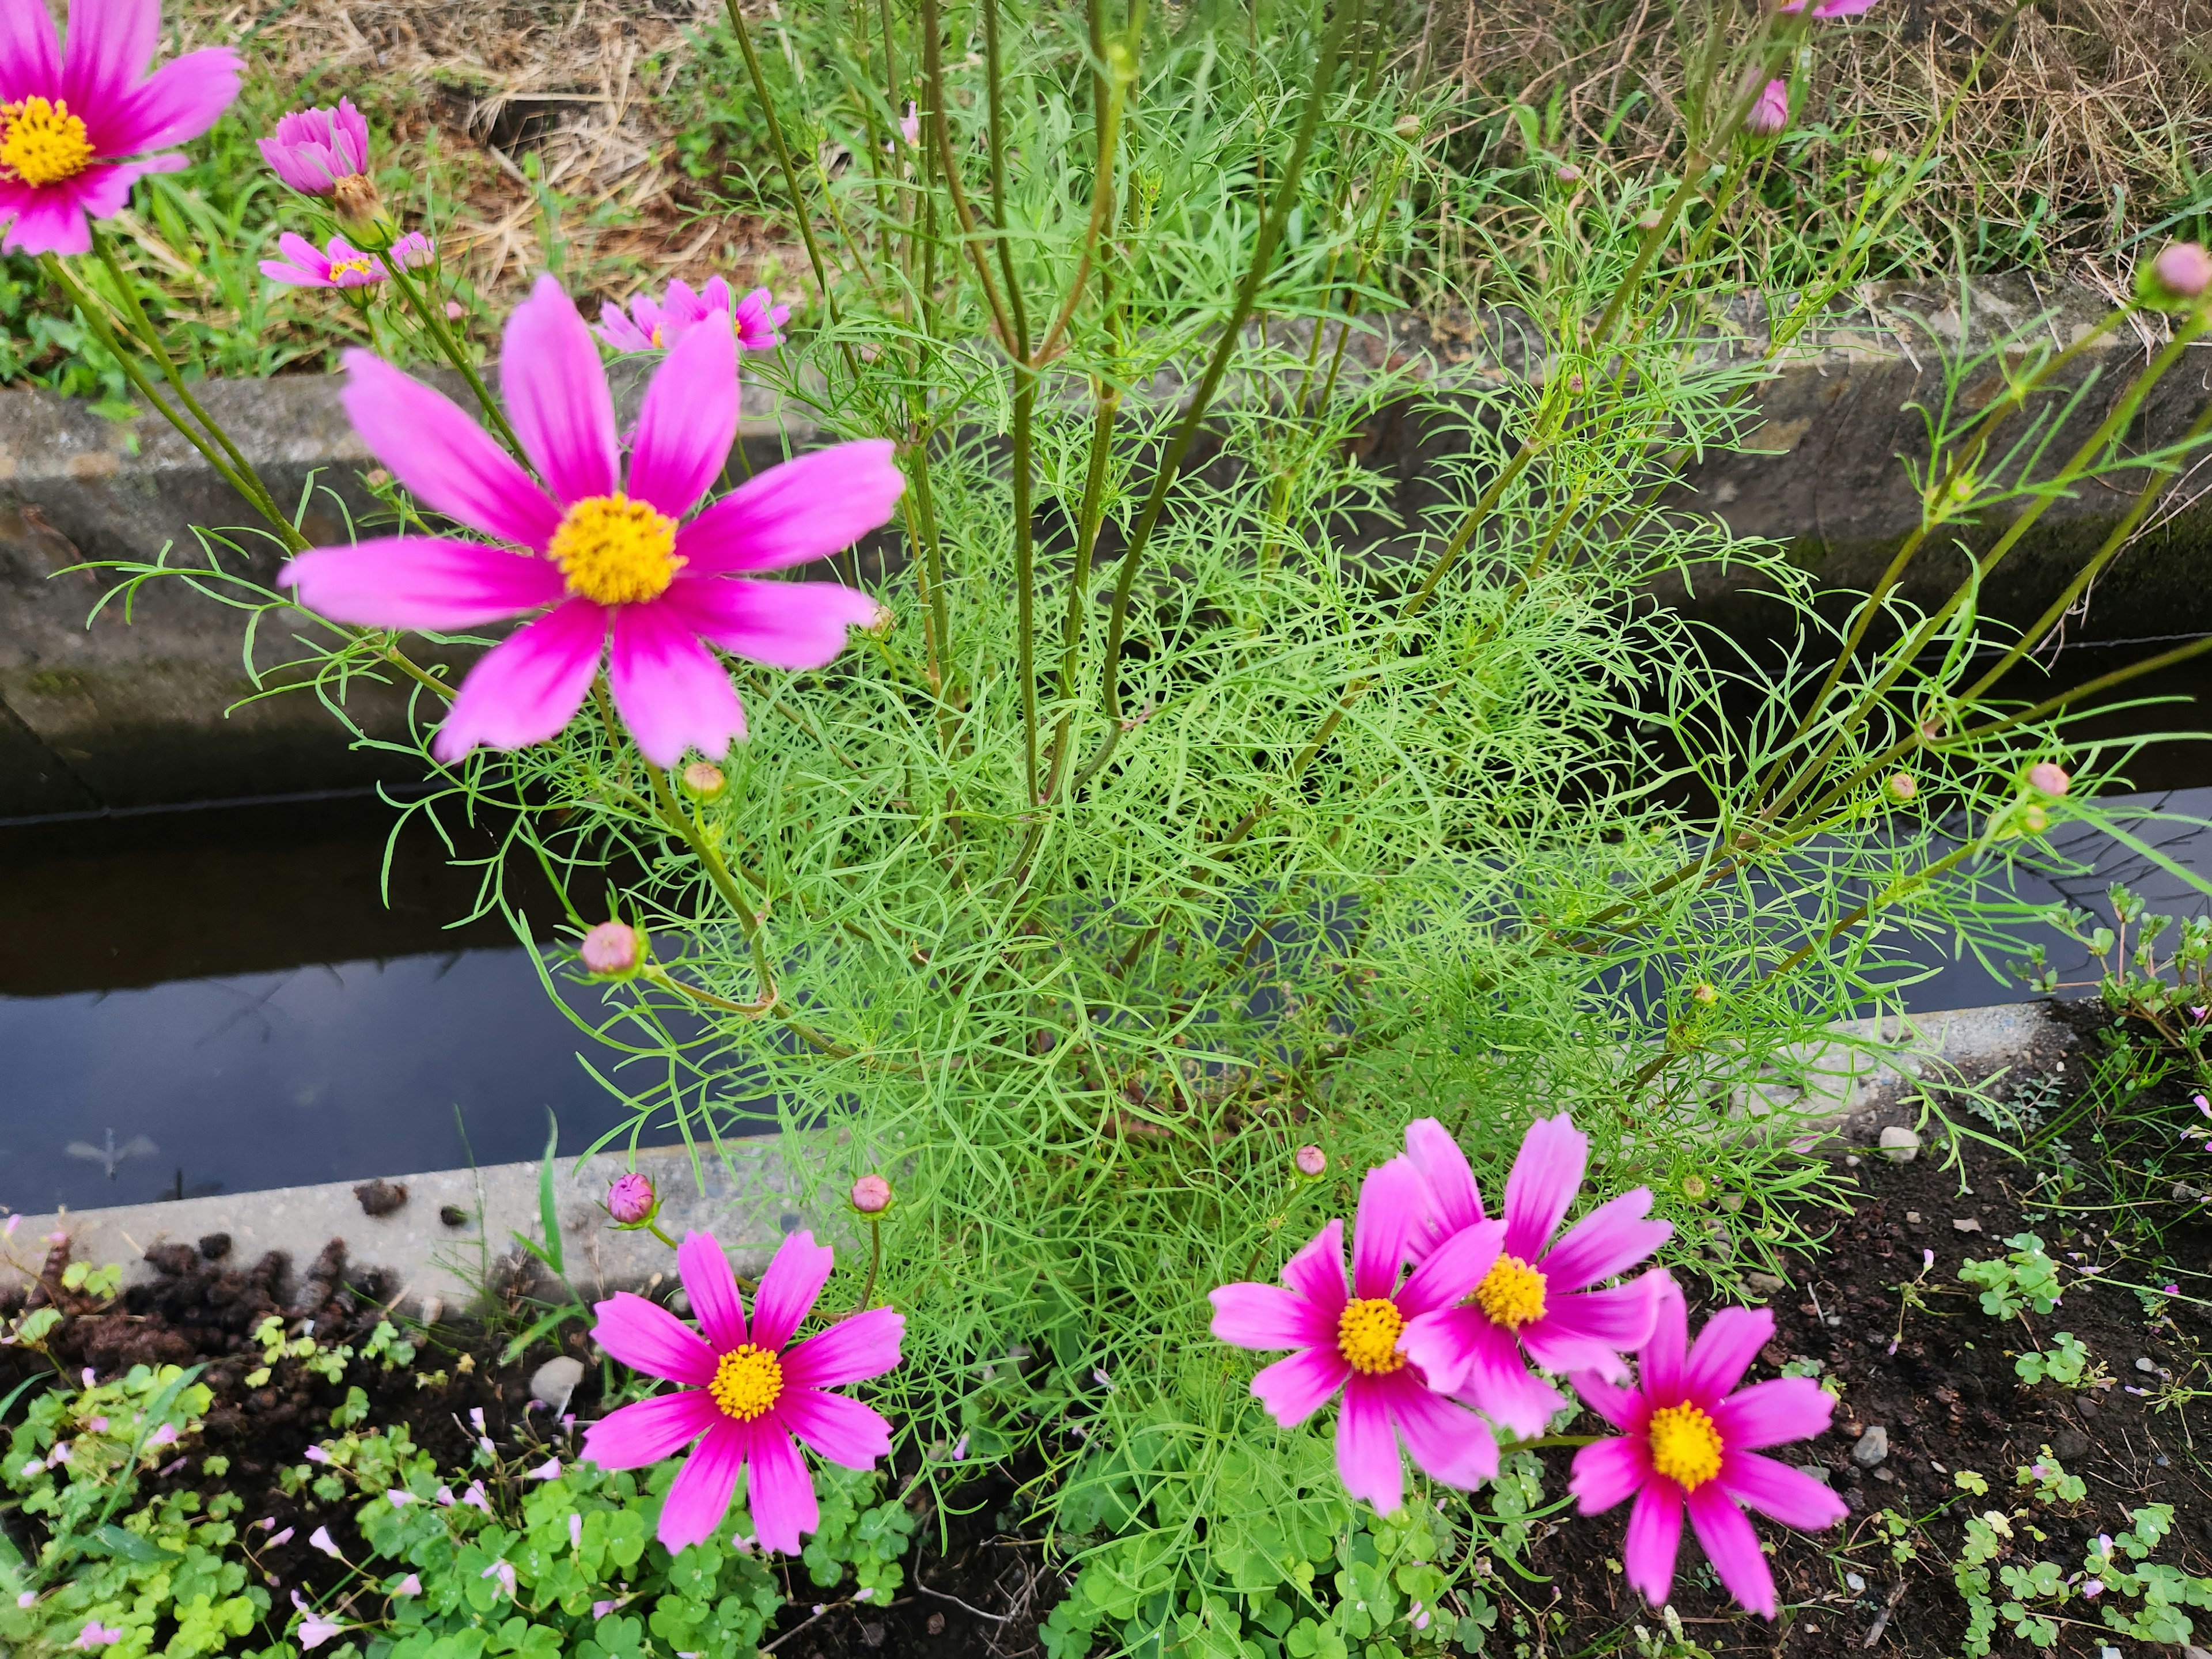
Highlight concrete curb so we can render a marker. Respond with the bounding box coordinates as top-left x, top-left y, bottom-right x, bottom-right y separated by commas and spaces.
0, 1000, 2071, 1320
